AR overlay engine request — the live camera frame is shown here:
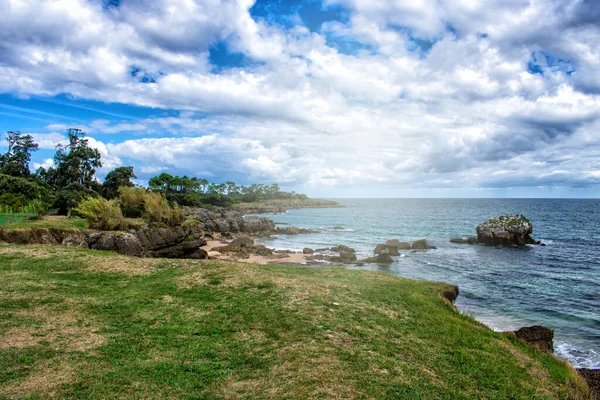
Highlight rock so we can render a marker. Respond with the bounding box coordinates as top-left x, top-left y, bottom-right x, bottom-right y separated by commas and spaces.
363, 254, 394, 264
374, 244, 400, 256
333, 226, 344, 230
385, 239, 411, 249
303, 247, 314, 254
476, 214, 538, 246
577, 369, 600, 399
442, 286, 459, 303
330, 245, 357, 263
275, 226, 320, 235
212, 237, 255, 258
331, 245, 355, 254
252, 244, 273, 256
450, 237, 478, 245
87, 232, 144, 257
513, 325, 554, 353
412, 239, 436, 250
